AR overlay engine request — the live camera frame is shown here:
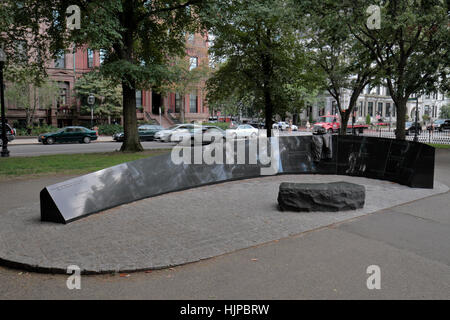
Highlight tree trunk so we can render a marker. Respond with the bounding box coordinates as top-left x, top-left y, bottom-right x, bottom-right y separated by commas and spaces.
120, 78, 143, 152
394, 98, 407, 140
264, 88, 273, 138
339, 110, 351, 135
